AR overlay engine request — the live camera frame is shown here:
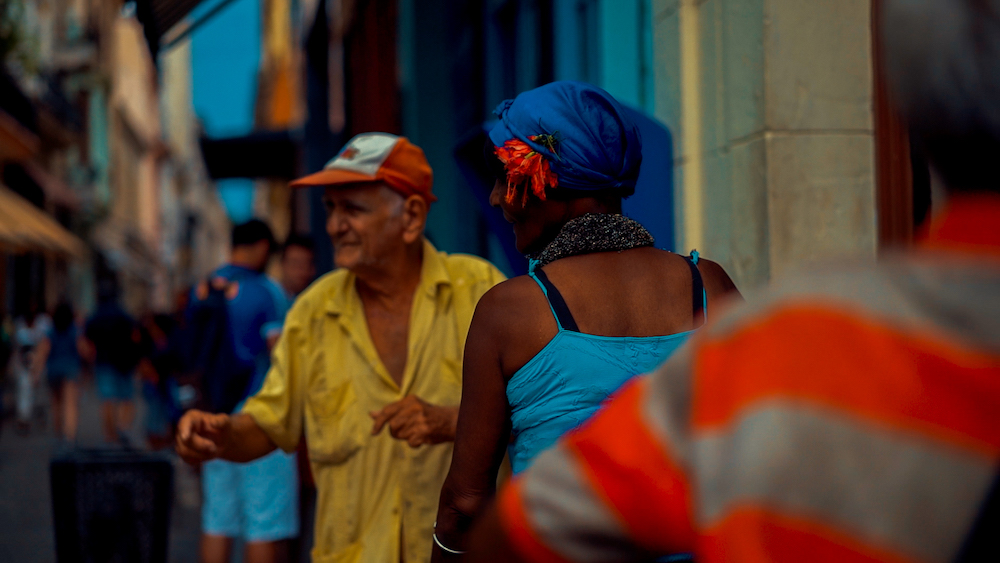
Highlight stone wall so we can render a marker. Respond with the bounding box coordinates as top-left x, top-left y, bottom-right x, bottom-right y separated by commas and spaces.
654, 0, 877, 289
